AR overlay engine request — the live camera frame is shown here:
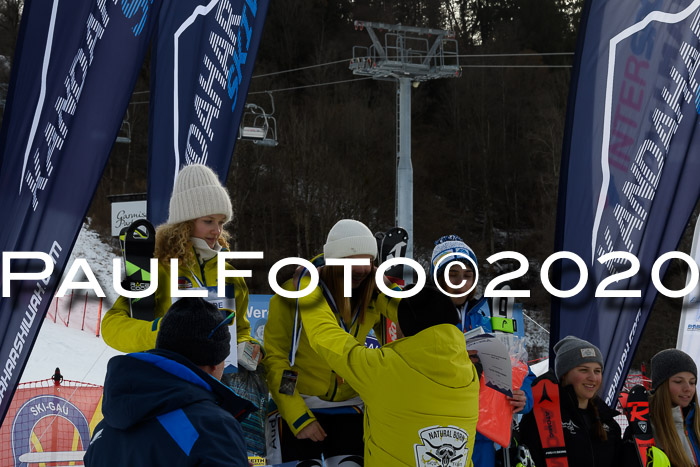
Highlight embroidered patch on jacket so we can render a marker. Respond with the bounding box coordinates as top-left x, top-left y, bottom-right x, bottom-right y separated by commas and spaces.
562, 419, 579, 434
414, 425, 469, 466
178, 277, 193, 289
